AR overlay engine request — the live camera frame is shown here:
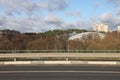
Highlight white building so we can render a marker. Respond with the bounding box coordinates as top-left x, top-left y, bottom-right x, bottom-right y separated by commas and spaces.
118, 26, 120, 32
69, 32, 106, 40
94, 24, 108, 33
